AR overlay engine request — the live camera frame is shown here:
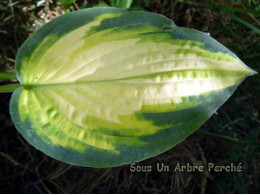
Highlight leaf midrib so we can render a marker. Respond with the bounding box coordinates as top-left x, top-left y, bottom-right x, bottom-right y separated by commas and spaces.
20, 67, 250, 90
